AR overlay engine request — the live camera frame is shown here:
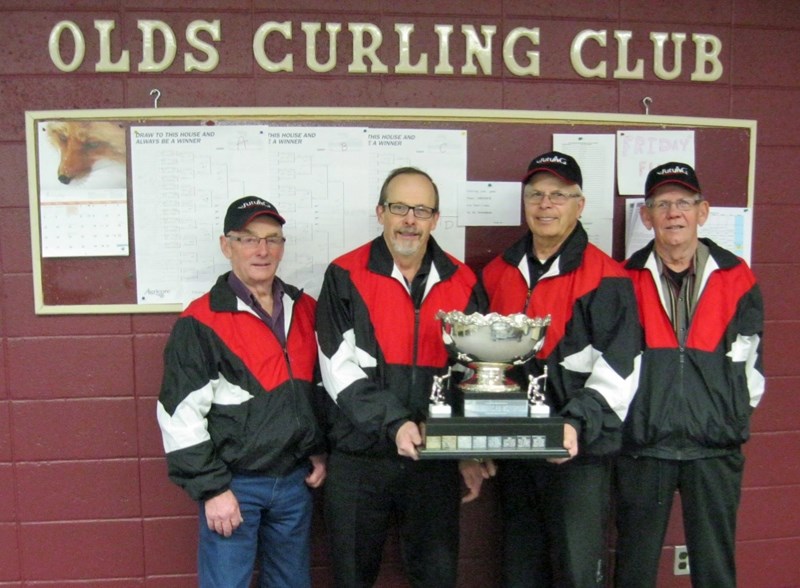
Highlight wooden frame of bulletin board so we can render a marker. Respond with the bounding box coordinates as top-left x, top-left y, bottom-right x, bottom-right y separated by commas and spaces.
25, 107, 757, 315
